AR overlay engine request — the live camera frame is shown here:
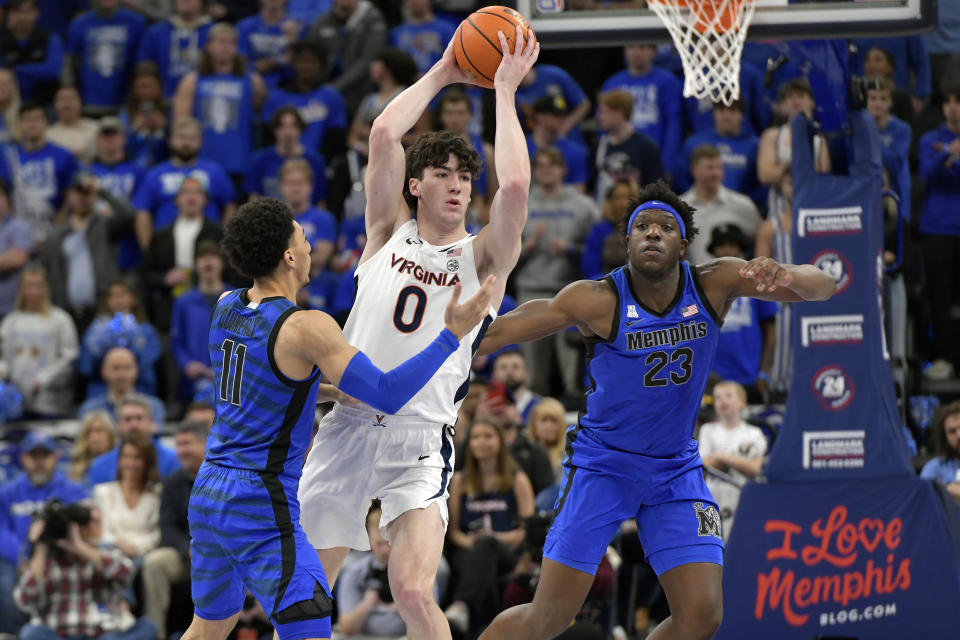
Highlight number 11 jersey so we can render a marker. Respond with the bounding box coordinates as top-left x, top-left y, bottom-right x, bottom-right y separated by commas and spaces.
343, 220, 494, 425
